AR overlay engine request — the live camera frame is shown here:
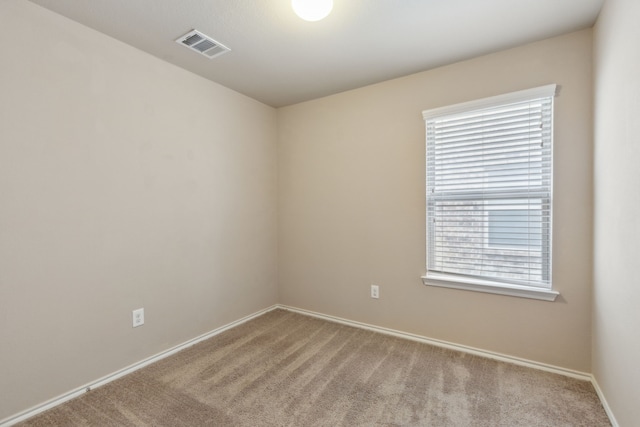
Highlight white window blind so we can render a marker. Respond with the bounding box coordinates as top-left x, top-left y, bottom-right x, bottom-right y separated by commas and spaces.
423, 85, 555, 291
